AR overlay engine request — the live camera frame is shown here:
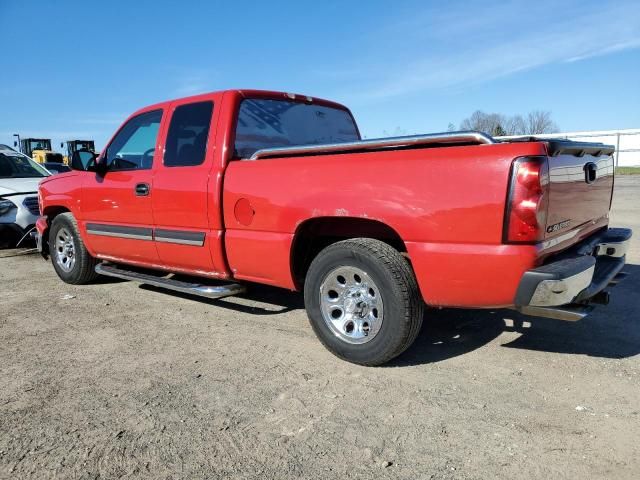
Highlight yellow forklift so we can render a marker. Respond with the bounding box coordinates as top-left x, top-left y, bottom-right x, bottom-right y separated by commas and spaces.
61, 140, 97, 164
16, 138, 65, 164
